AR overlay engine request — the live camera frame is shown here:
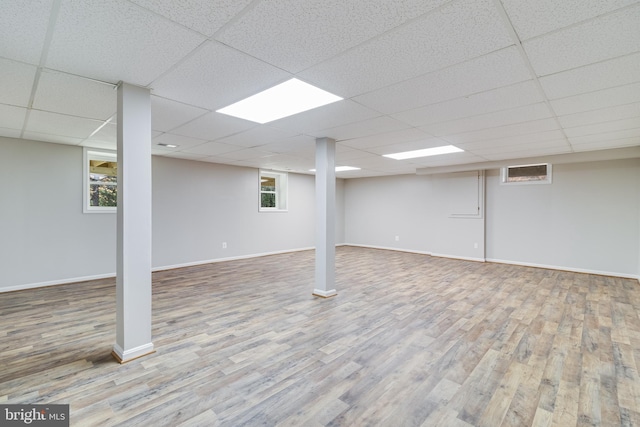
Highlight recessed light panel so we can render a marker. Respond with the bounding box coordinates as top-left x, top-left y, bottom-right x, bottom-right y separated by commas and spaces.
383, 145, 463, 160
216, 78, 343, 124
